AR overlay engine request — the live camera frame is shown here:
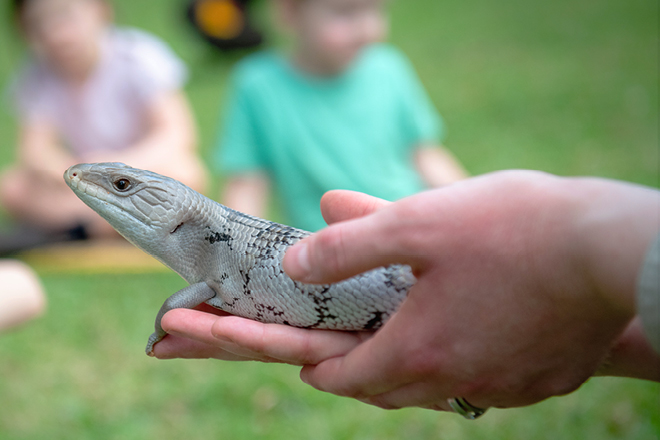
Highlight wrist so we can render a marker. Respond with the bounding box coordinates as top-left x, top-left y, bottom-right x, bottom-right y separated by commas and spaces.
569, 178, 660, 320
595, 317, 660, 381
